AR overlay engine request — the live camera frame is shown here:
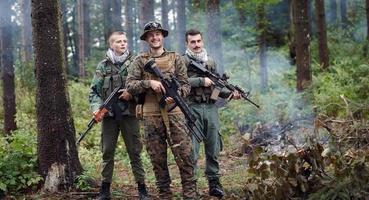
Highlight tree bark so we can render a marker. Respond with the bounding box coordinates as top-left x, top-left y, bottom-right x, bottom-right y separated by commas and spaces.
77, 0, 86, 77
31, 0, 82, 191
0, 0, 17, 135
340, 0, 348, 29
139, 0, 155, 51
161, 0, 171, 50
21, 0, 33, 62
103, 0, 113, 45
288, 0, 296, 65
328, 0, 337, 25
315, 0, 329, 69
177, 0, 186, 53
293, 0, 311, 91
206, 0, 224, 74
112, 0, 122, 30
125, 0, 134, 51
257, 3, 268, 93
